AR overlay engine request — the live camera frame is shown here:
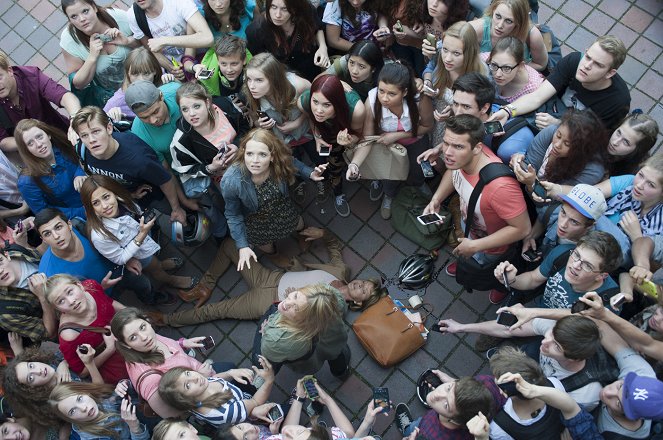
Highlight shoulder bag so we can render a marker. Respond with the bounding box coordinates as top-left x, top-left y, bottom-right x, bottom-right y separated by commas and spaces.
343, 135, 409, 181
352, 296, 429, 367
